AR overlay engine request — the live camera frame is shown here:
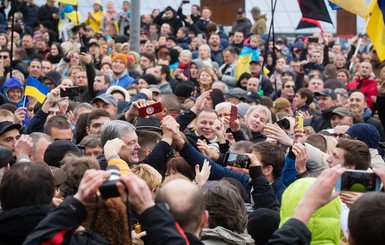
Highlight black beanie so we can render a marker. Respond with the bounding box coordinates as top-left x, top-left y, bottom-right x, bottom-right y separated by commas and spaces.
141, 74, 157, 85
